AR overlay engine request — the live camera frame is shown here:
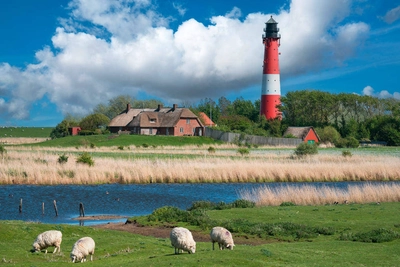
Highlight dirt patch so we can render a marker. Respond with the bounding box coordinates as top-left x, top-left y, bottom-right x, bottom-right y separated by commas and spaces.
93, 219, 271, 246
72, 215, 128, 221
